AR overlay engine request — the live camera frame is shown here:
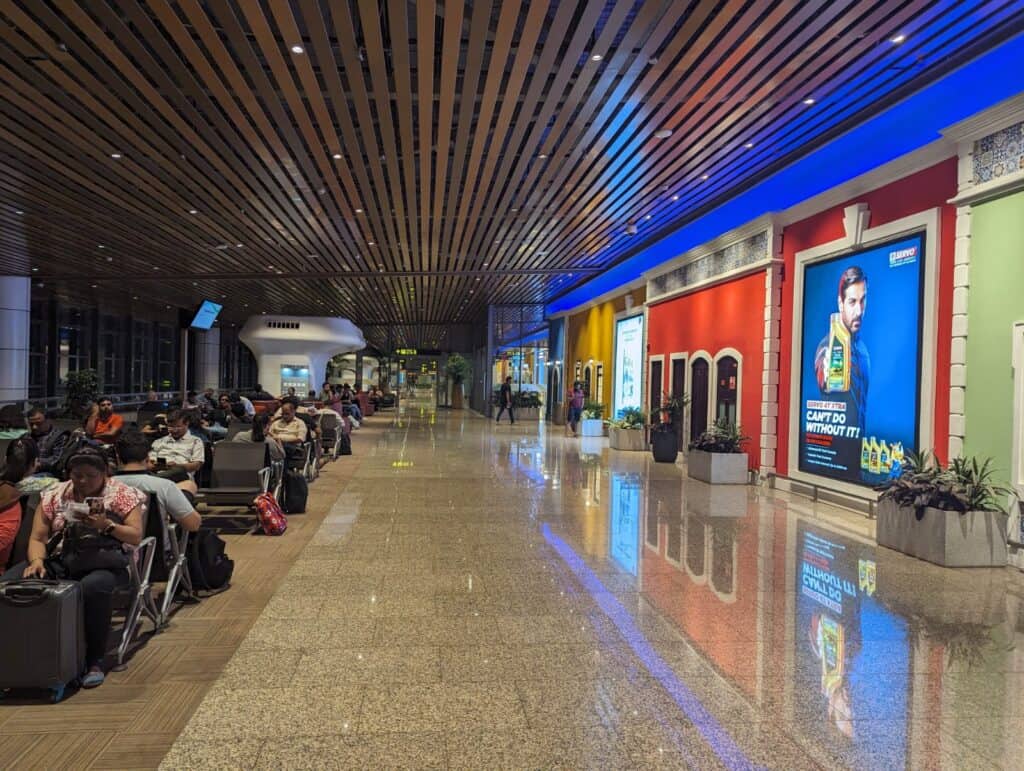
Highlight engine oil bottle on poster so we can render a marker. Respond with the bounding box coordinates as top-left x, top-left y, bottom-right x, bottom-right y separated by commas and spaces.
825, 313, 851, 393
